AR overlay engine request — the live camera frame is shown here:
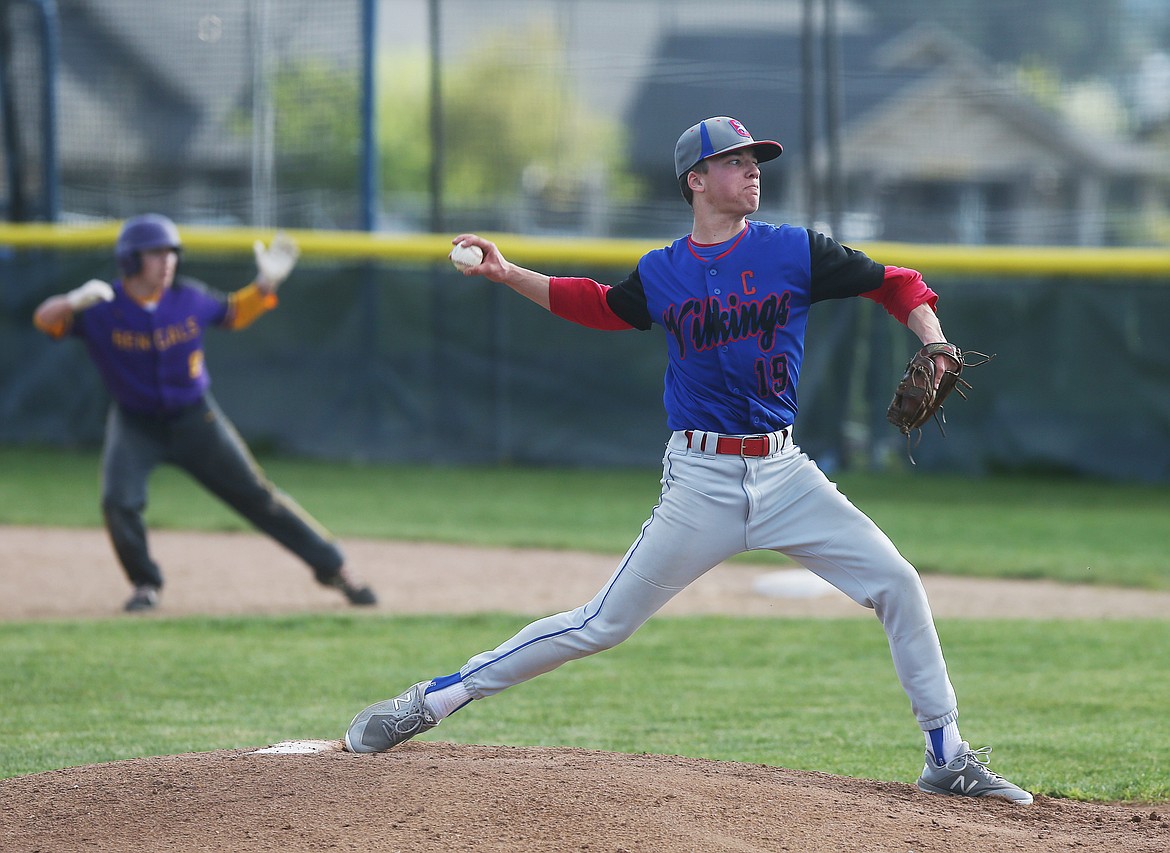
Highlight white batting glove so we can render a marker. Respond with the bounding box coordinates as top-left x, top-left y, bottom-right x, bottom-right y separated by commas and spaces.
65, 279, 115, 311
253, 231, 300, 290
